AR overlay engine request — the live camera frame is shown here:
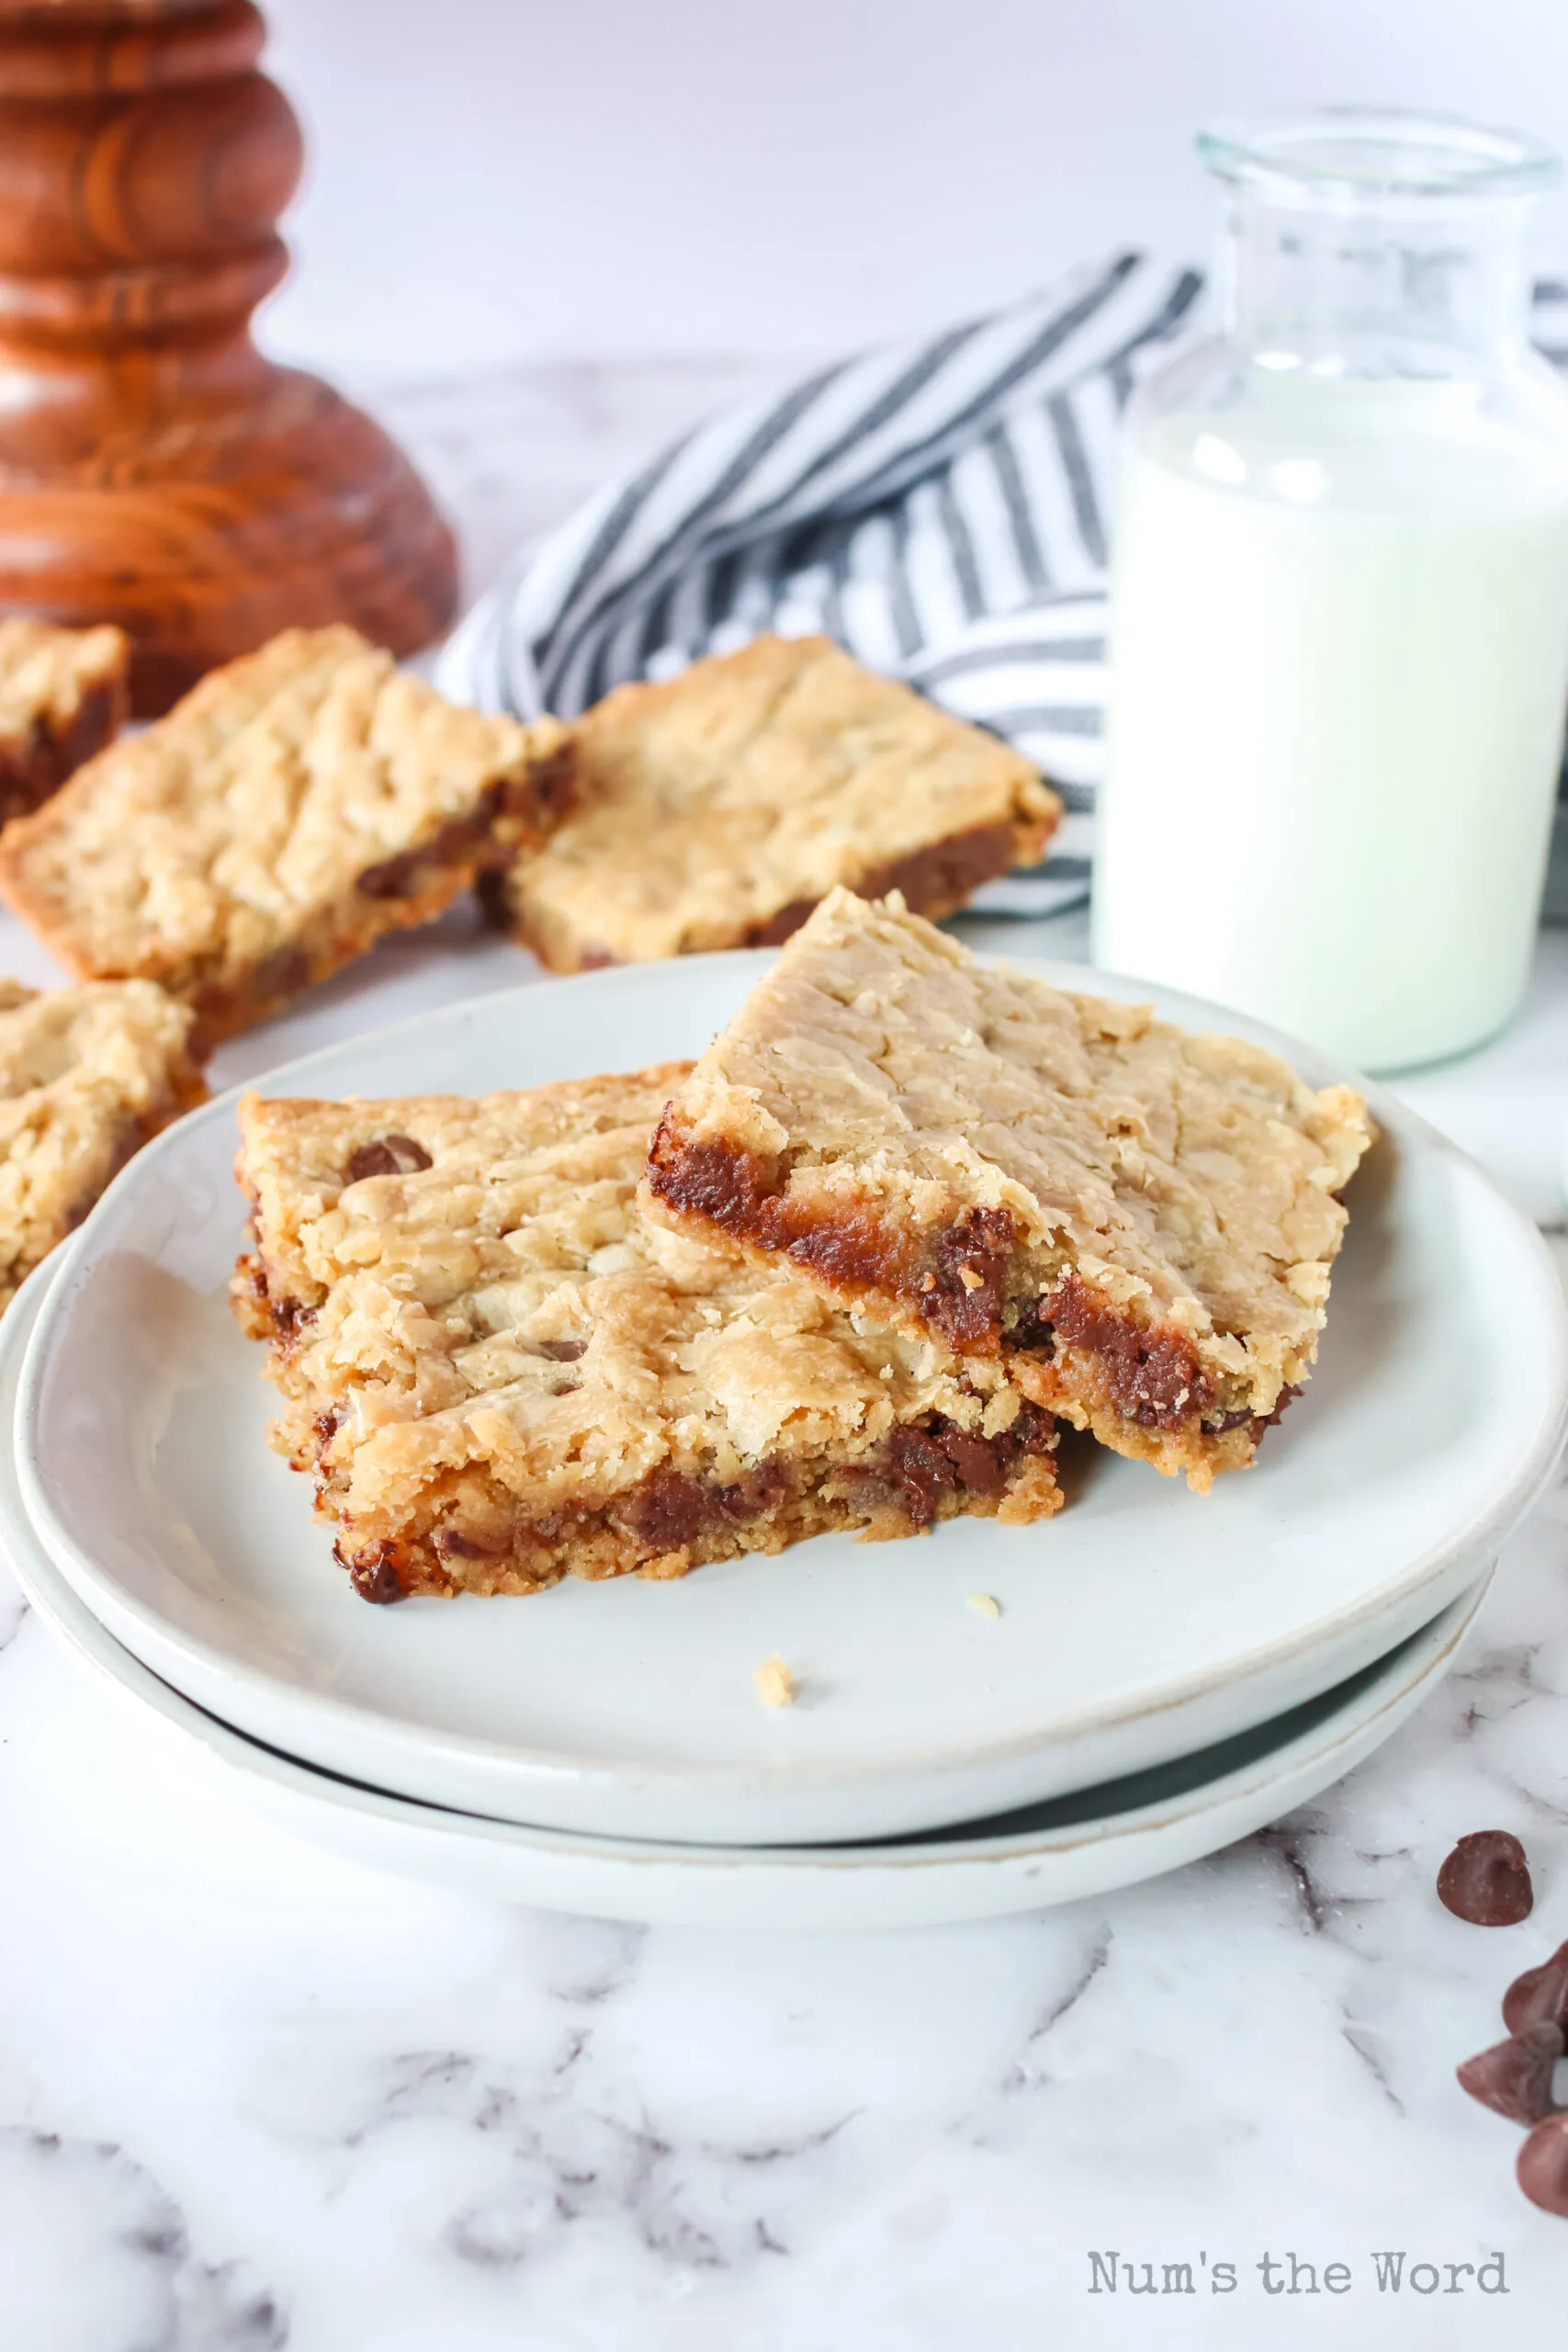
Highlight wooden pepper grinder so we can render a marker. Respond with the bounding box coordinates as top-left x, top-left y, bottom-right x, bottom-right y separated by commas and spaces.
0, 0, 458, 712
